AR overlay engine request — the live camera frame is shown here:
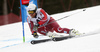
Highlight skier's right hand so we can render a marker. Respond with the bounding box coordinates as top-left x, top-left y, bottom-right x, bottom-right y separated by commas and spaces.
32, 32, 39, 38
